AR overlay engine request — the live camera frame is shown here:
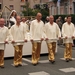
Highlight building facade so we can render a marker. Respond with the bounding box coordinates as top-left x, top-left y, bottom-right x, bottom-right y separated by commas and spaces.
0, 0, 75, 18
48, 0, 75, 15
